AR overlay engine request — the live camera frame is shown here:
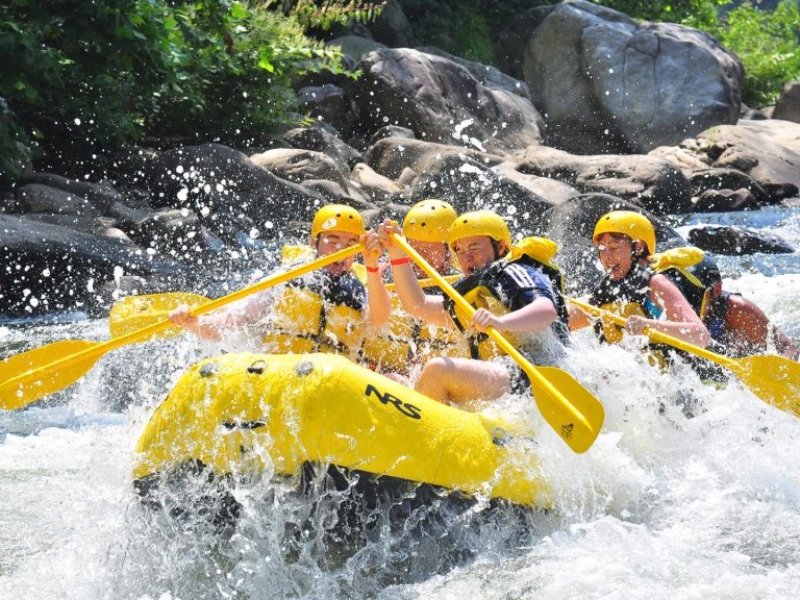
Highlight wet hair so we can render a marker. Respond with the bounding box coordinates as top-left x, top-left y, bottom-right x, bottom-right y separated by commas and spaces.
691, 257, 722, 287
